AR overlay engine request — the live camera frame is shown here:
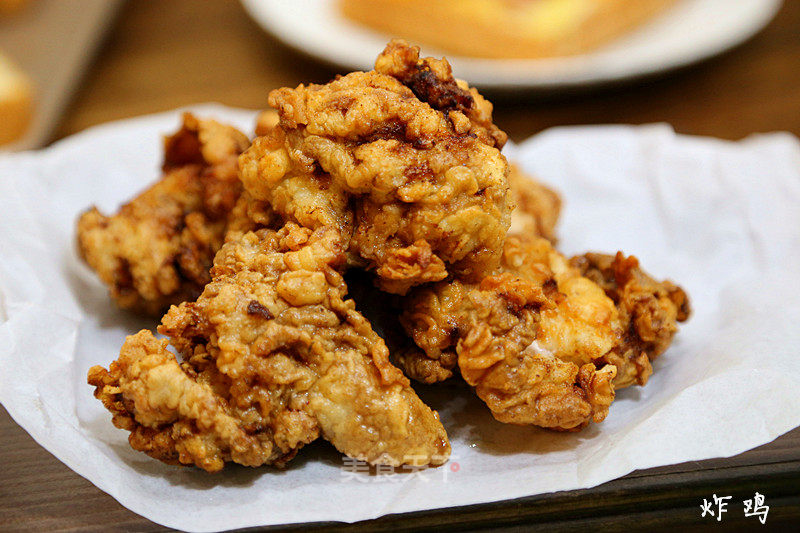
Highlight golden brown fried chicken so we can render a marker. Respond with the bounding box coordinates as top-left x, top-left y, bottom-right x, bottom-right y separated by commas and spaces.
571, 252, 691, 388
240, 40, 512, 294
89, 223, 450, 471
77, 113, 253, 315
88, 330, 310, 471
508, 164, 561, 242
399, 236, 691, 430
400, 235, 620, 430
